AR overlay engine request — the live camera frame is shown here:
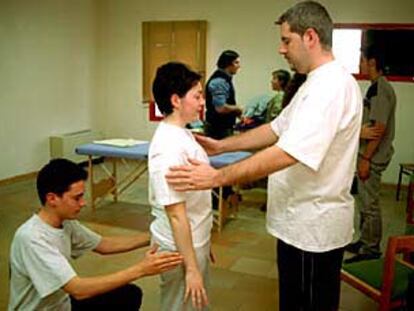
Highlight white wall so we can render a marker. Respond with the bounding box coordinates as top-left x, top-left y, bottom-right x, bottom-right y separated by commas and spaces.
0, 0, 97, 179
1, 0, 413, 184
